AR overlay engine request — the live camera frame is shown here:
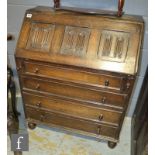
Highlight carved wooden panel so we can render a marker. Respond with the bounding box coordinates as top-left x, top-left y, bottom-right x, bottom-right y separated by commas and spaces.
98, 30, 130, 62
60, 26, 91, 57
26, 23, 55, 52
